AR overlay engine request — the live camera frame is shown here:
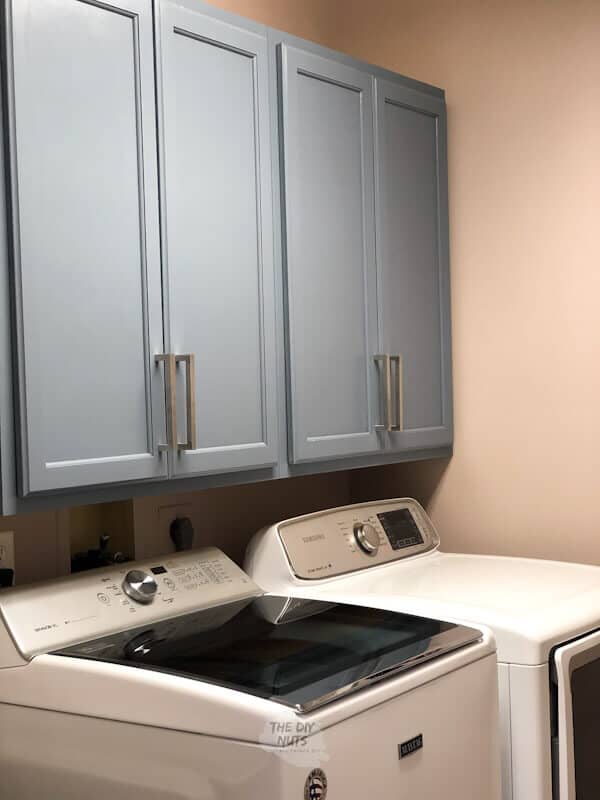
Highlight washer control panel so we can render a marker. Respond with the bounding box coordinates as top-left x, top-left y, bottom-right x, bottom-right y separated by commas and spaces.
0, 547, 260, 658
278, 498, 439, 580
